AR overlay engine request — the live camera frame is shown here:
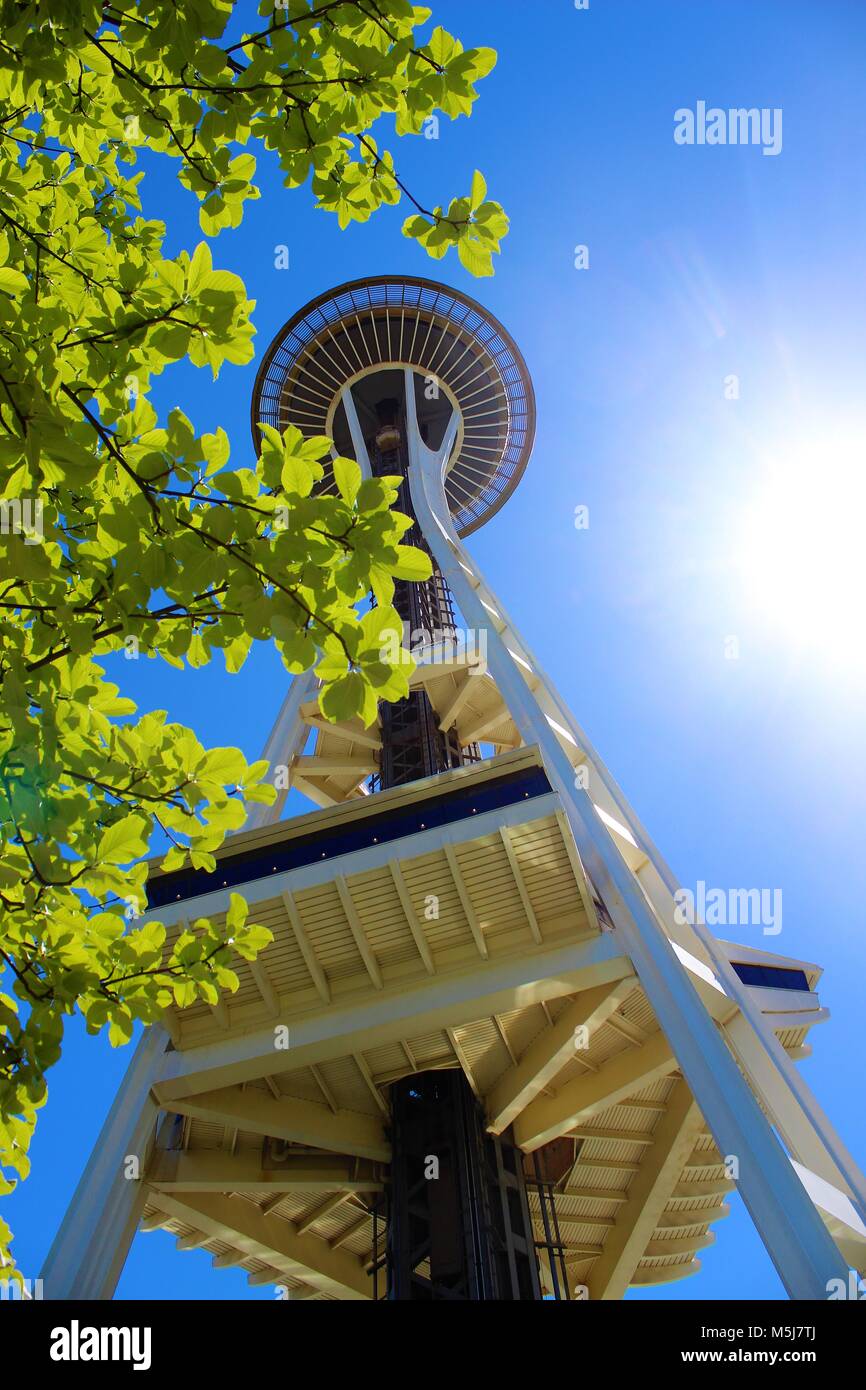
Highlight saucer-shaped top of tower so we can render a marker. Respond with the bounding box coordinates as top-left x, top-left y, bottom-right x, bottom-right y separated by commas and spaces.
250, 275, 535, 537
